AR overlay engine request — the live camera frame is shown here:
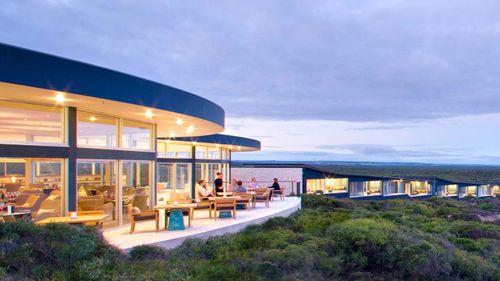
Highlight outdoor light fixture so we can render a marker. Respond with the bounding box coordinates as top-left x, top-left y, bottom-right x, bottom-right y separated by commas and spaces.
186, 125, 195, 134
55, 92, 65, 103
145, 109, 153, 119
176, 118, 184, 126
